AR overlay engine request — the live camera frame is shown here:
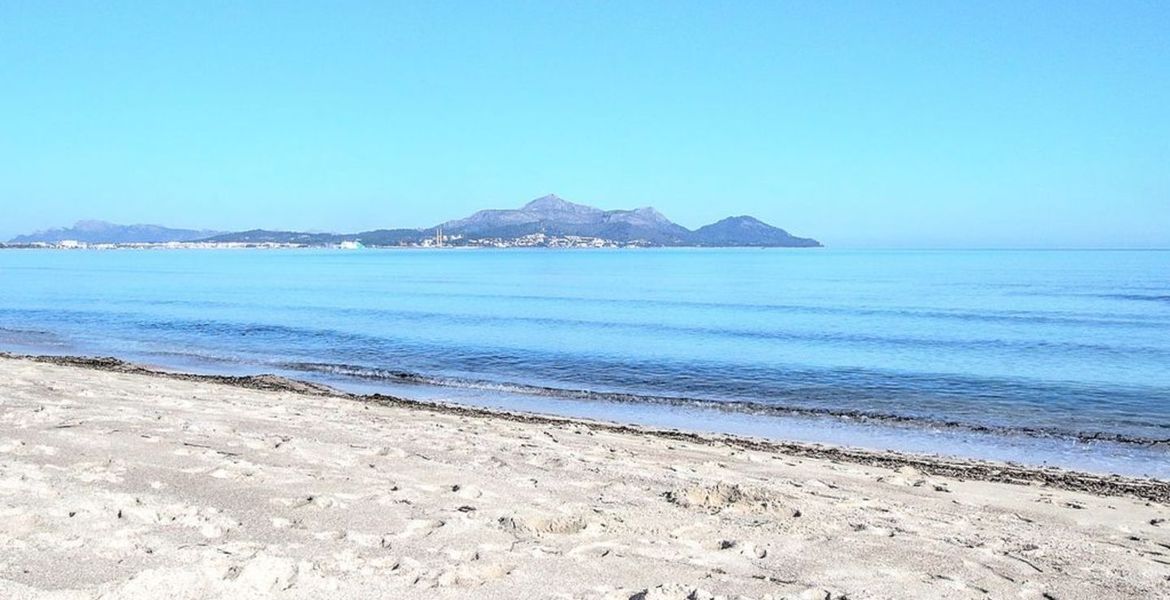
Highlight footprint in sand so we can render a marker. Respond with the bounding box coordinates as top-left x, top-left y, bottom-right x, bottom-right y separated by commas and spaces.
627, 584, 716, 600
390, 546, 497, 585
232, 555, 300, 593
0, 439, 58, 456
367, 445, 408, 459
313, 530, 345, 541
664, 482, 799, 518
423, 562, 516, 587
498, 513, 589, 536
72, 460, 126, 484
398, 518, 446, 538
739, 542, 768, 559
567, 541, 625, 559
450, 484, 483, 499
272, 494, 343, 510
271, 517, 298, 529
344, 530, 393, 548
209, 458, 261, 480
